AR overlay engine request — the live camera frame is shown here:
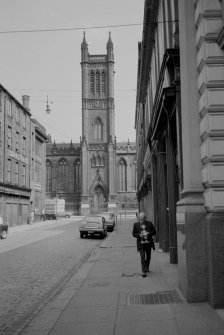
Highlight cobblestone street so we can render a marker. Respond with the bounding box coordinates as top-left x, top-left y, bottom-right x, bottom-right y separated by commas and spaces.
0, 219, 102, 335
